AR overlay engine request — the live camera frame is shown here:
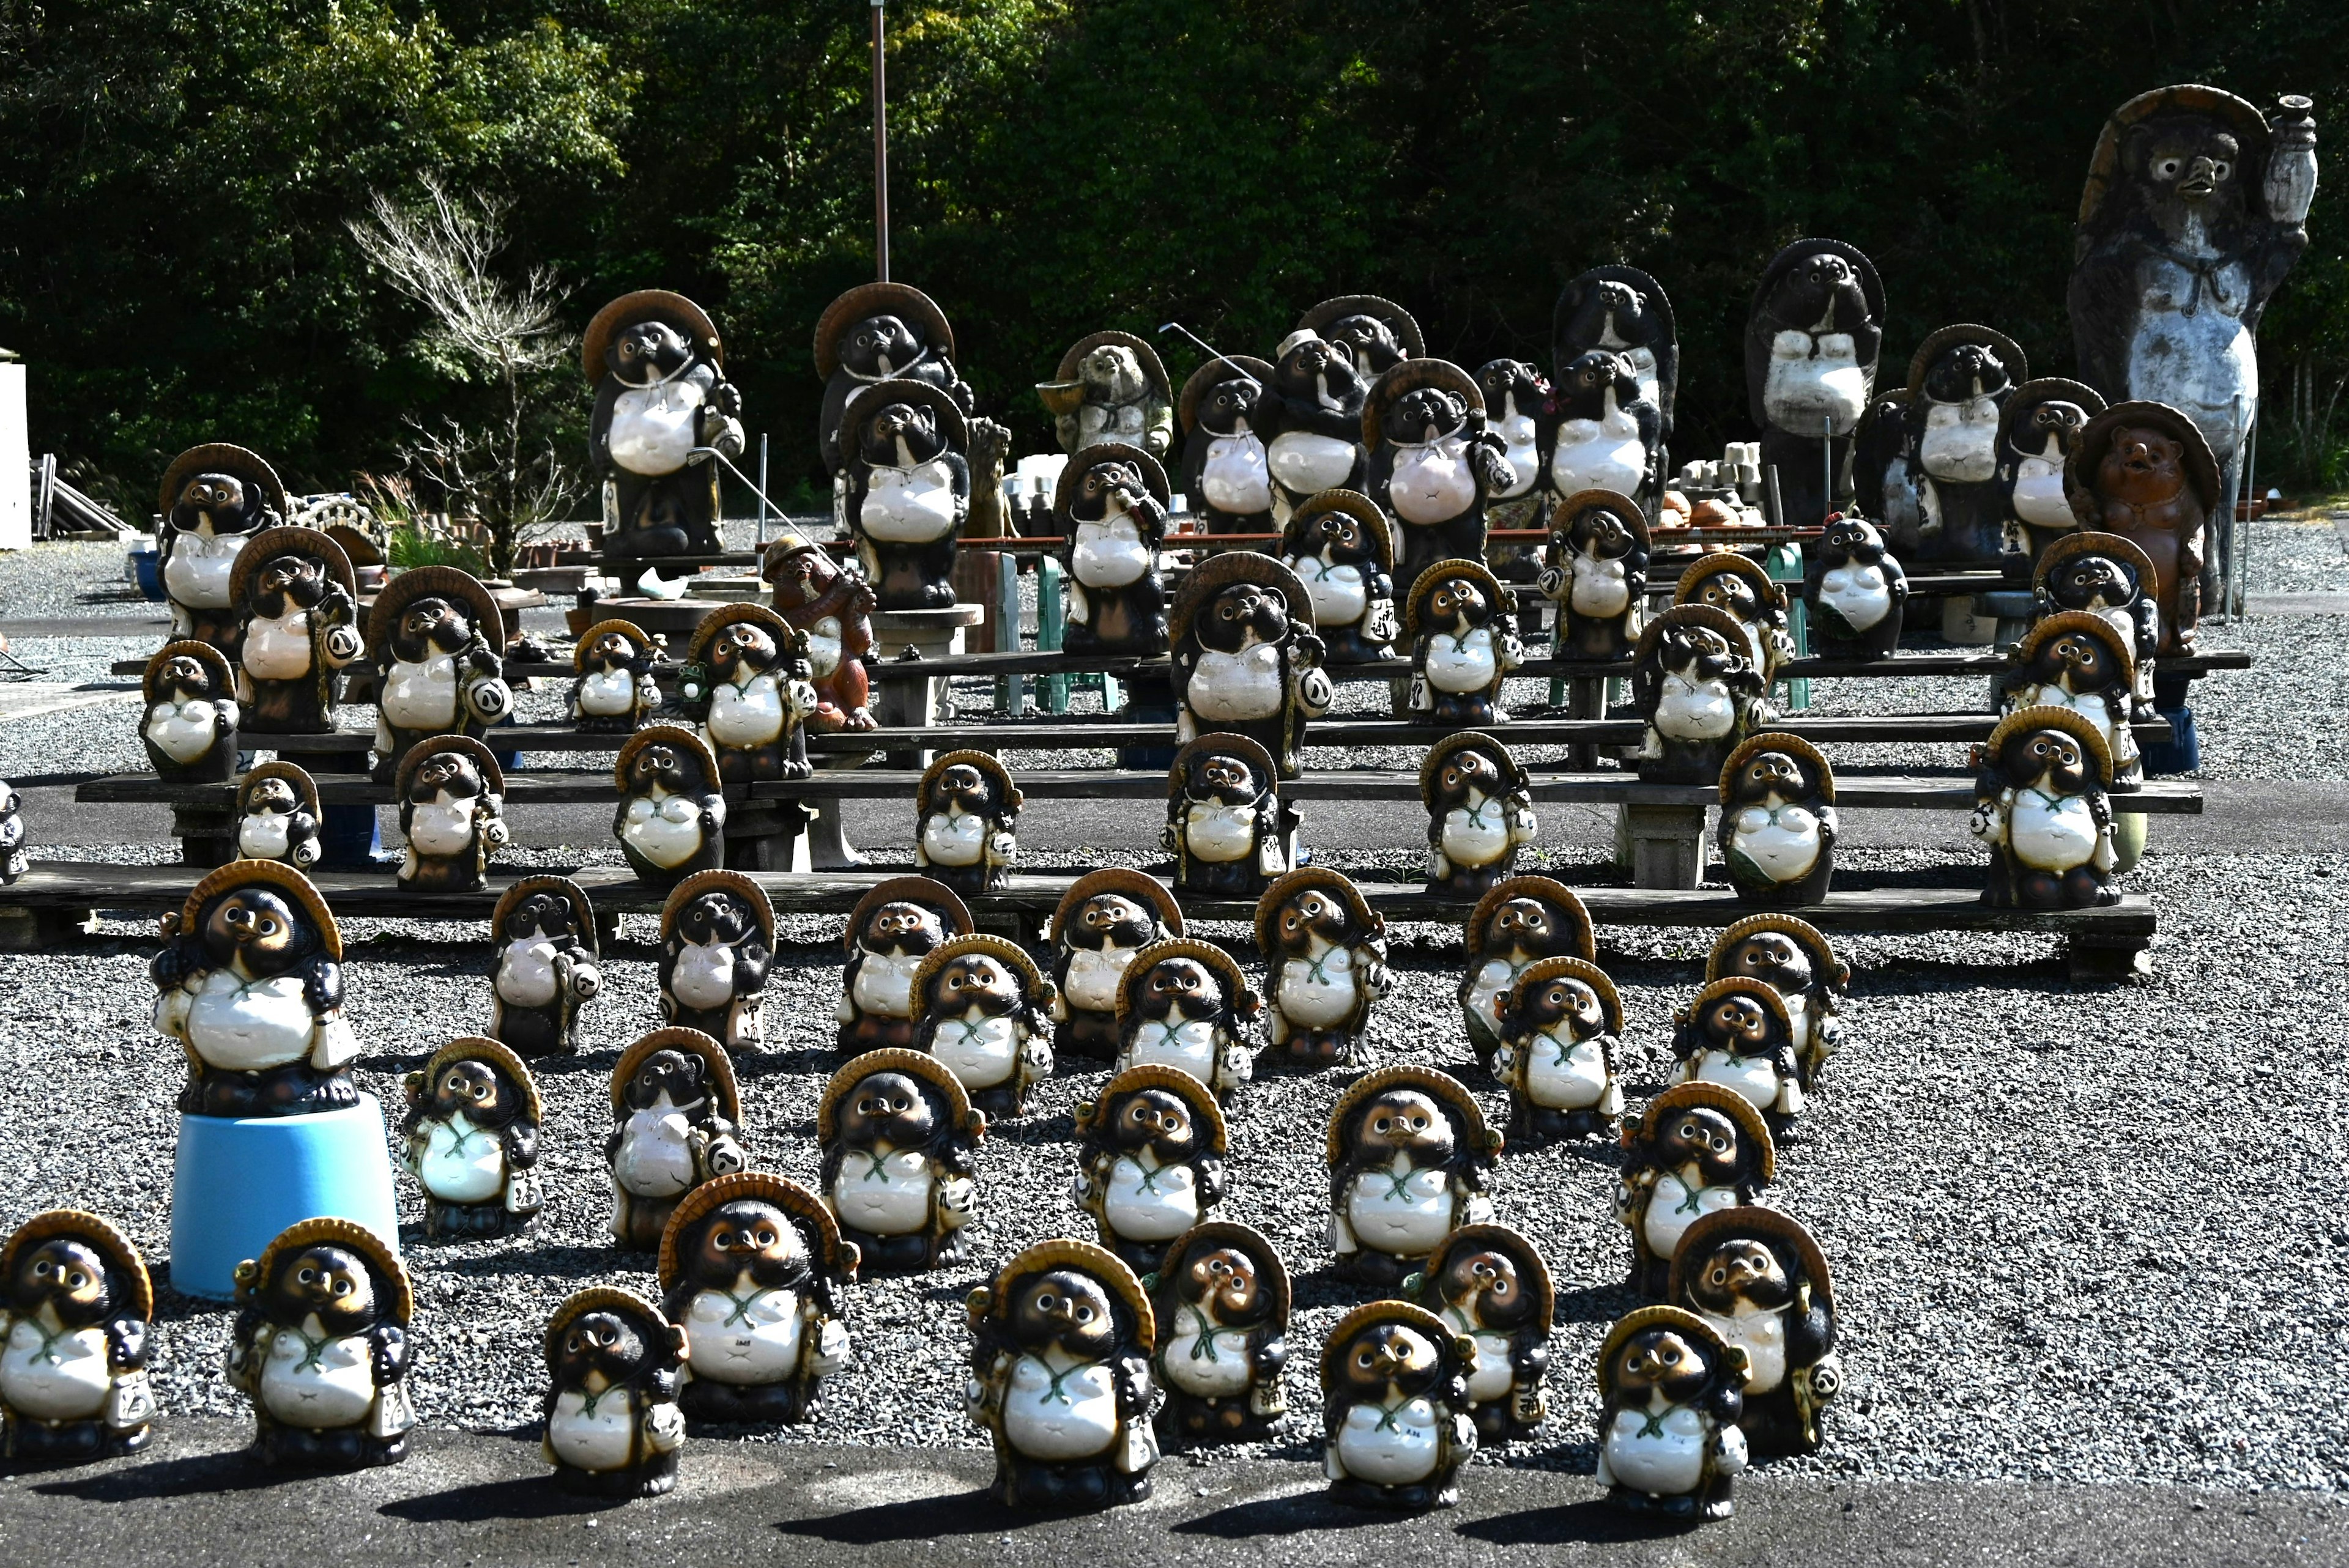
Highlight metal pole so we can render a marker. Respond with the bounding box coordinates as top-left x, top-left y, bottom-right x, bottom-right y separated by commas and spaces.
872, 0, 889, 282
757, 434, 770, 548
